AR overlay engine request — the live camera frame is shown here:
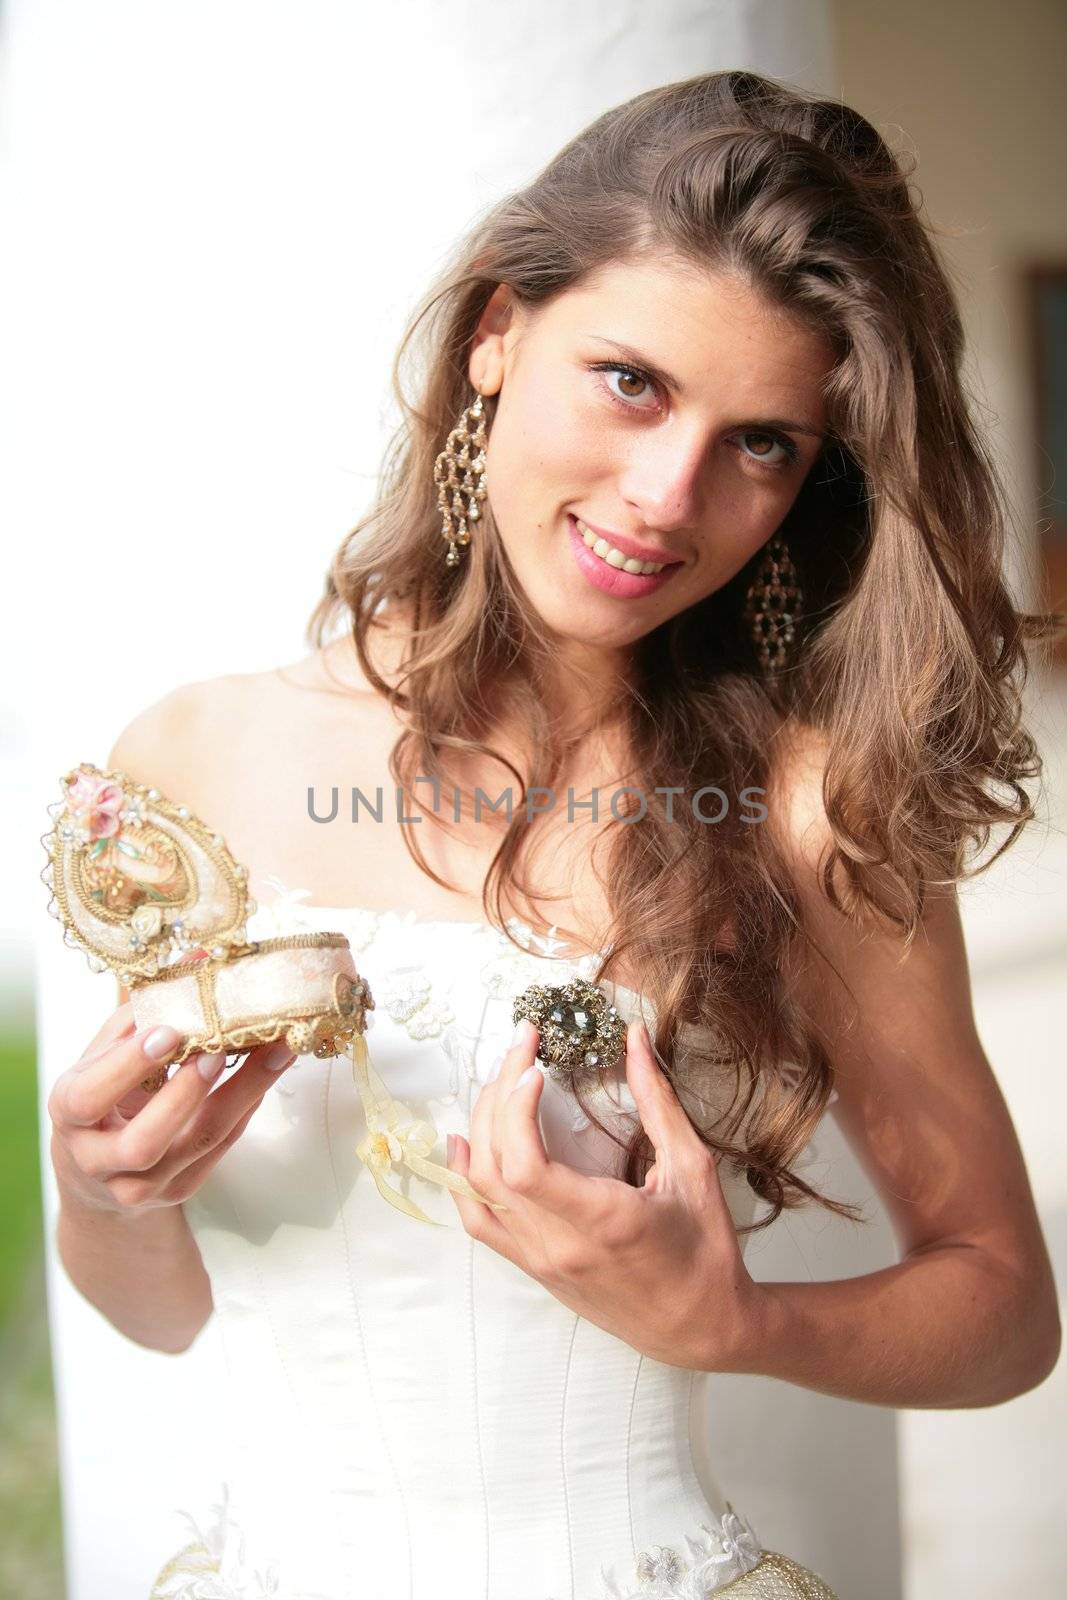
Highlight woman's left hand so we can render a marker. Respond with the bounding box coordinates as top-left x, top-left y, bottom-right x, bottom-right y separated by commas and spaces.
446, 1017, 765, 1371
